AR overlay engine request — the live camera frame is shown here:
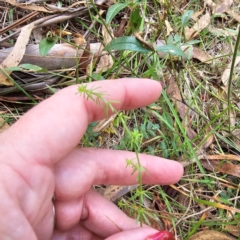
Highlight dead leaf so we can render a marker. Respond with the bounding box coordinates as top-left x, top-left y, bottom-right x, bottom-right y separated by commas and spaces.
189, 230, 235, 240
223, 225, 240, 238
72, 33, 86, 45
220, 56, 240, 129
221, 56, 240, 87
223, 0, 233, 6
232, 129, 240, 149
215, 6, 228, 15
96, 53, 113, 73
201, 159, 240, 178
152, 192, 173, 231
55, 29, 72, 36
192, 46, 213, 63
204, 0, 216, 8
205, 0, 240, 23
165, 20, 173, 36
226, 9, 240, 23
103, 184, 139, 202
6, 0, 54, 13
185, 12, 210, 40
215, 0, 233, 14
204, 154, 240, 162
192, 9, 205, 21
93, 113, 118, 132
95, 25, 114, 73
78, 40, 90, 73
0, 23, 34, 86
201, 129, 214, 150
0, 43, 102, 70
32, 29, 43, 44
0, 117, 10, 134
